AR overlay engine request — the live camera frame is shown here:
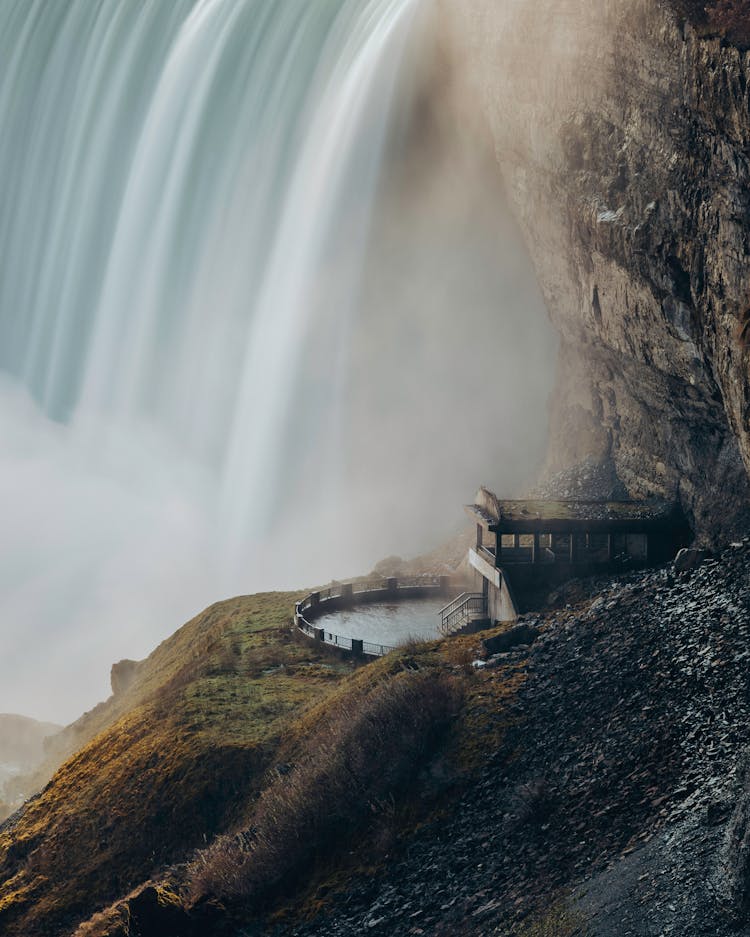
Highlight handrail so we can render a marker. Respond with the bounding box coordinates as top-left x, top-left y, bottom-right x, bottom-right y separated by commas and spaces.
440, 592, 487, 635
294, 574, 462, 660
438, 591, 476, 618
